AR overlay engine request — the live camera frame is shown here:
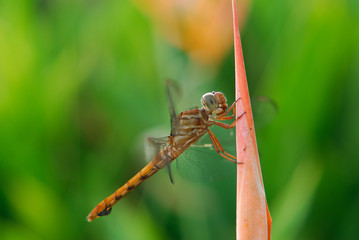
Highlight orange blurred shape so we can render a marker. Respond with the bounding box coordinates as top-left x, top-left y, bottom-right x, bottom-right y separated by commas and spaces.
133, 0, 251, 66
